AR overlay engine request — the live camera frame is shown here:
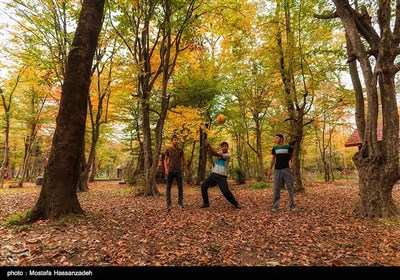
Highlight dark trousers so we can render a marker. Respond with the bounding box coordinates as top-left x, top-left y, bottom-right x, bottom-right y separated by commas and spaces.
201, 172, 238, 206
166, 170, 183, 206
